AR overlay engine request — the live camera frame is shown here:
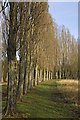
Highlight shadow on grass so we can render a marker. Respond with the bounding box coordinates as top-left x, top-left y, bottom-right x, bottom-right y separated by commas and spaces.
2, 80, 79, 118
